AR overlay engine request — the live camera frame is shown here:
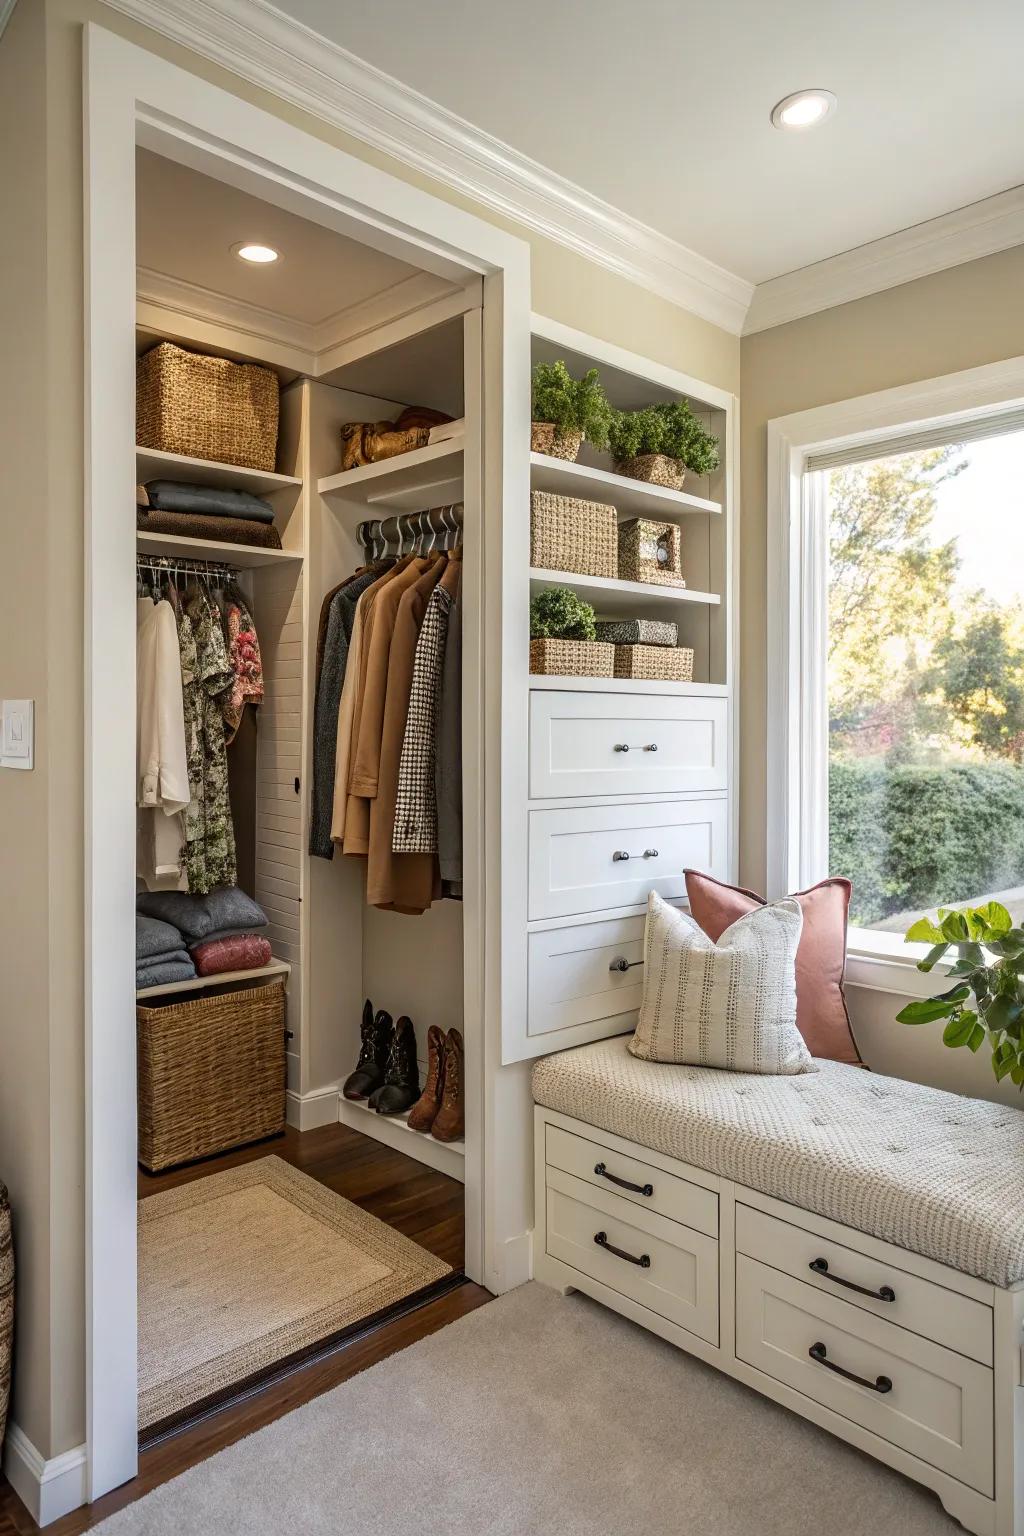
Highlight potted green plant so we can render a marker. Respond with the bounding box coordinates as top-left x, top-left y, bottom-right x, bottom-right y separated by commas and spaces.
531, 361, 613, 462
607, 399, 720, 490
896, 901, 1024, 1089
529, 586, 614, 677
